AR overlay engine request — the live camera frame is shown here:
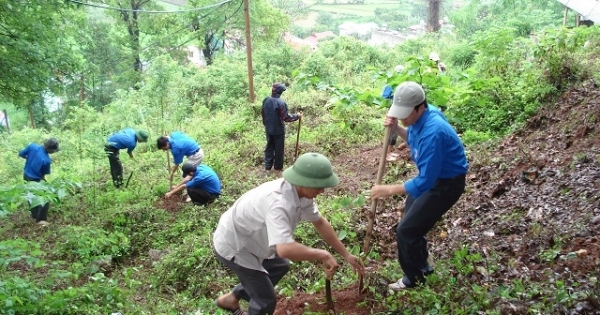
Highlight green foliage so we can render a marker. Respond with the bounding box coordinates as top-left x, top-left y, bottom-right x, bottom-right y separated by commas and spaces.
373, 8, 412, 31
153, 233, 221, 295
1, 0, 600, 313
0, 239, 45, 270
533, 26, 600, 89
54, 226, 130, 264
447, 42, 477, 69
0, 0, 85, 105
0, 273, 126, 315
0, 179, 80, 217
